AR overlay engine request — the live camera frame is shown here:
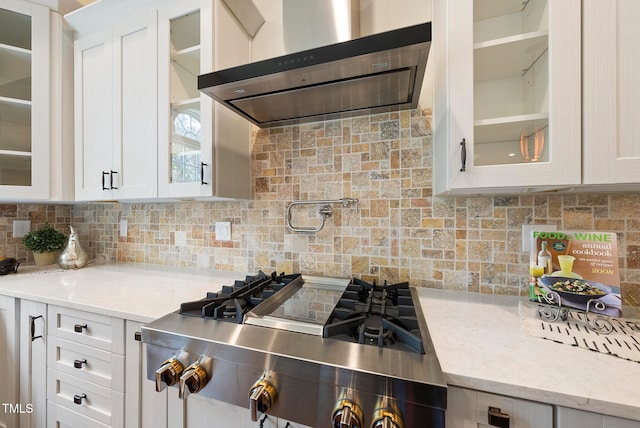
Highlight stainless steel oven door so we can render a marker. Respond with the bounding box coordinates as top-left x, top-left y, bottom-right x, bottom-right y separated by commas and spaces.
243, 275, 349, 335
